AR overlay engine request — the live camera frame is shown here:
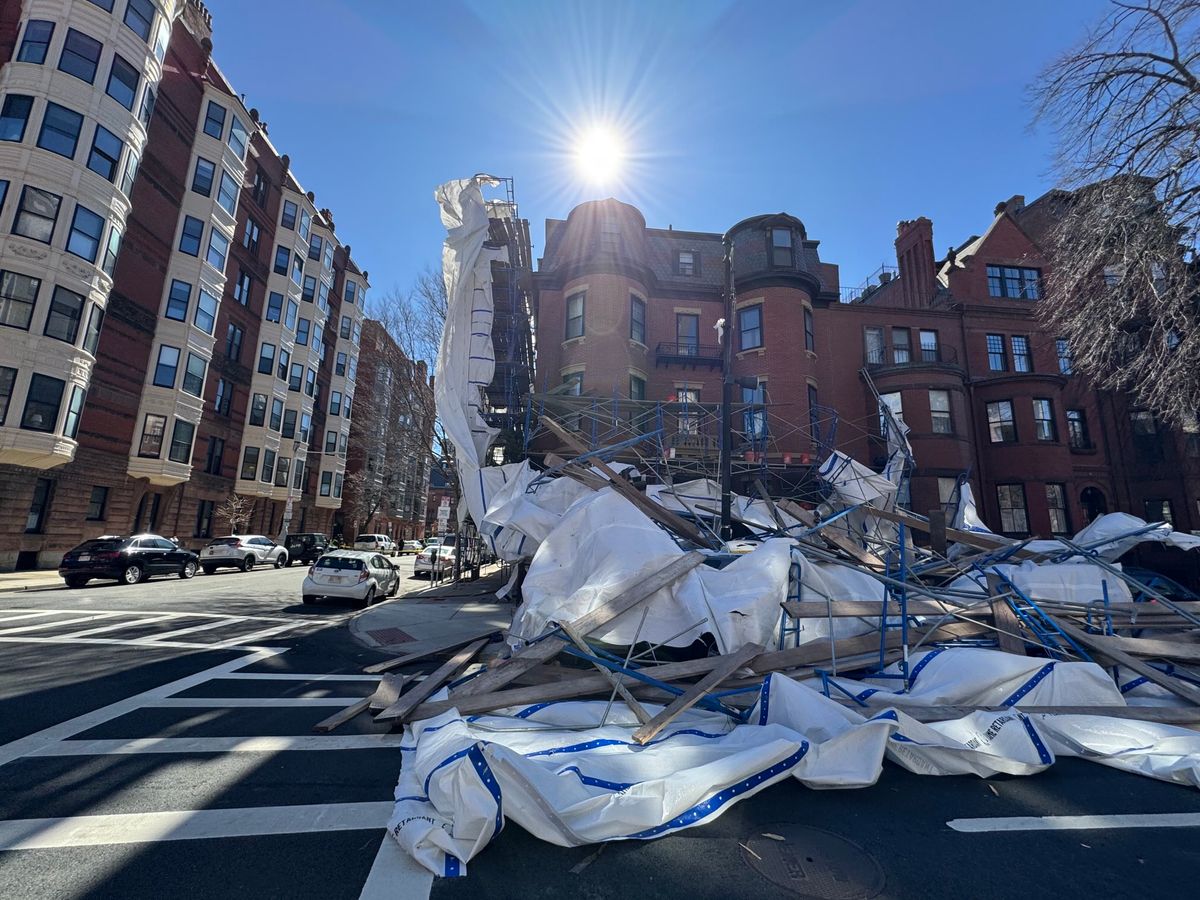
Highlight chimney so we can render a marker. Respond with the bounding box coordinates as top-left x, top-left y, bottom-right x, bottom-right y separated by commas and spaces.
894, 218, 935, 308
